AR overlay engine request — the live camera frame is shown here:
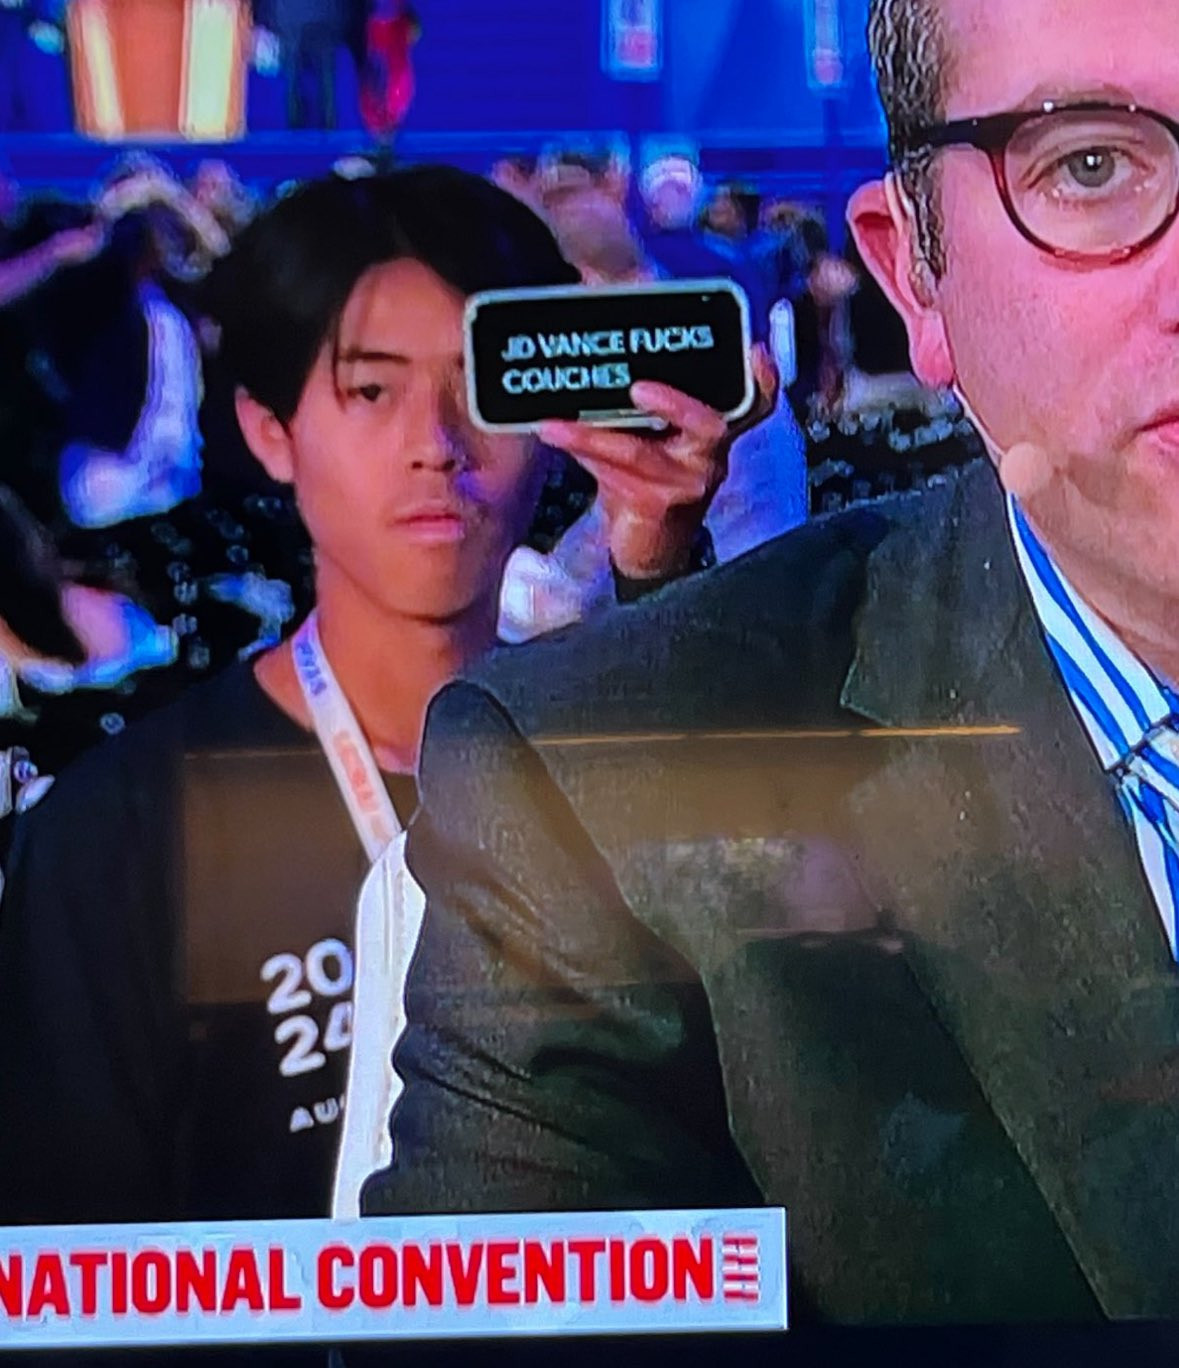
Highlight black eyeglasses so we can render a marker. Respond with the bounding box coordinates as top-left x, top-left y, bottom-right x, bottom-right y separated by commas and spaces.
899, 101, 1179, 264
